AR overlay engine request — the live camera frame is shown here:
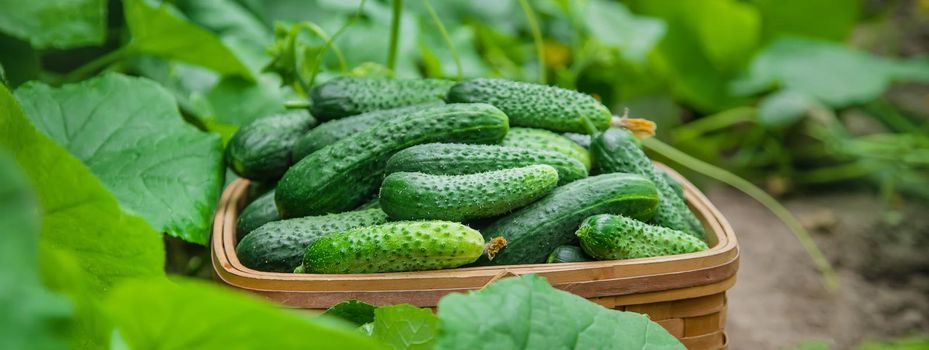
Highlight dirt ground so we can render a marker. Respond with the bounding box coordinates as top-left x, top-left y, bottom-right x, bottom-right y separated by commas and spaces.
709, 186, 929, 349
